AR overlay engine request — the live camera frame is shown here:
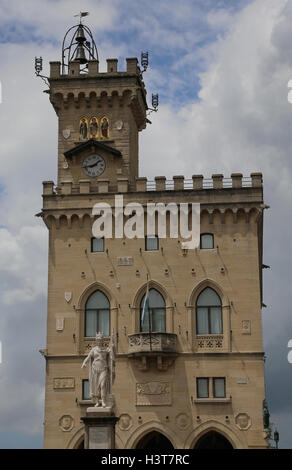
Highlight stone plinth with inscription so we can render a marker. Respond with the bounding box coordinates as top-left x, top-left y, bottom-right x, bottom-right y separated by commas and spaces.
81, 407, 119, 449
